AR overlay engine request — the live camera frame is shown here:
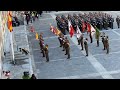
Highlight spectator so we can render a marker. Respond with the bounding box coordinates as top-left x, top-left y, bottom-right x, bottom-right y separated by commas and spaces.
30, 74, 37, 79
